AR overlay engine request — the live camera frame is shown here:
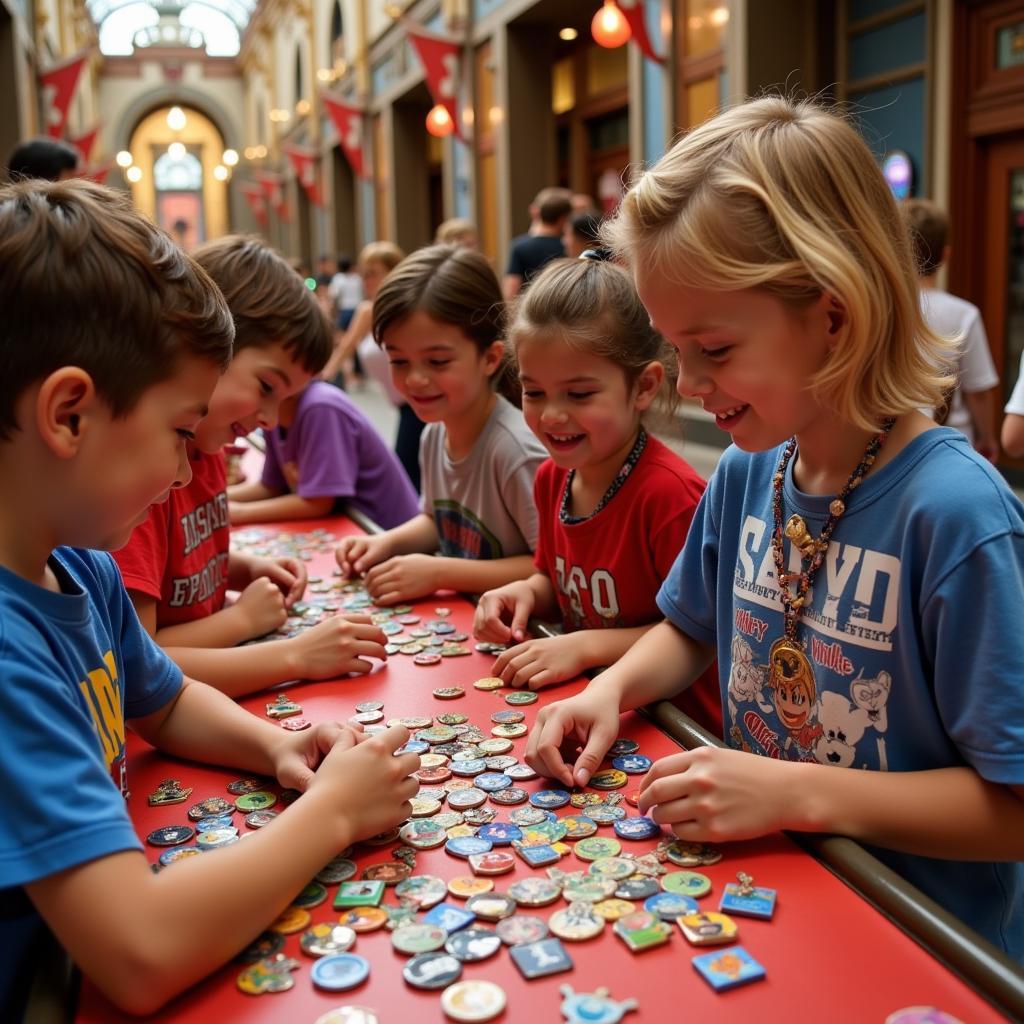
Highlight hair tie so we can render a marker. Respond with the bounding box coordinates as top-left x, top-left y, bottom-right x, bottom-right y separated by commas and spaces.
578, 247, 611, 262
